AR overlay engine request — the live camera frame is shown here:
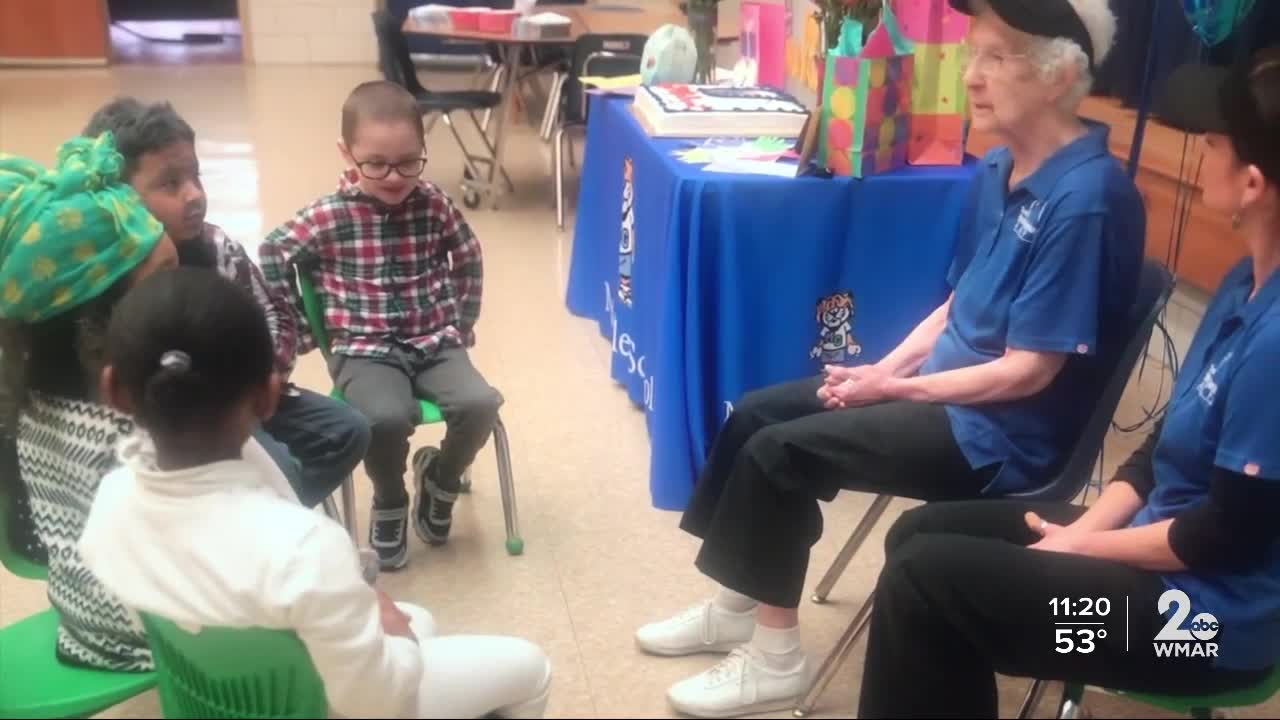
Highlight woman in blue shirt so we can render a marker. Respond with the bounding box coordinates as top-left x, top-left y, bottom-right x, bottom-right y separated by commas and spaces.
859, 48, 1280, 718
